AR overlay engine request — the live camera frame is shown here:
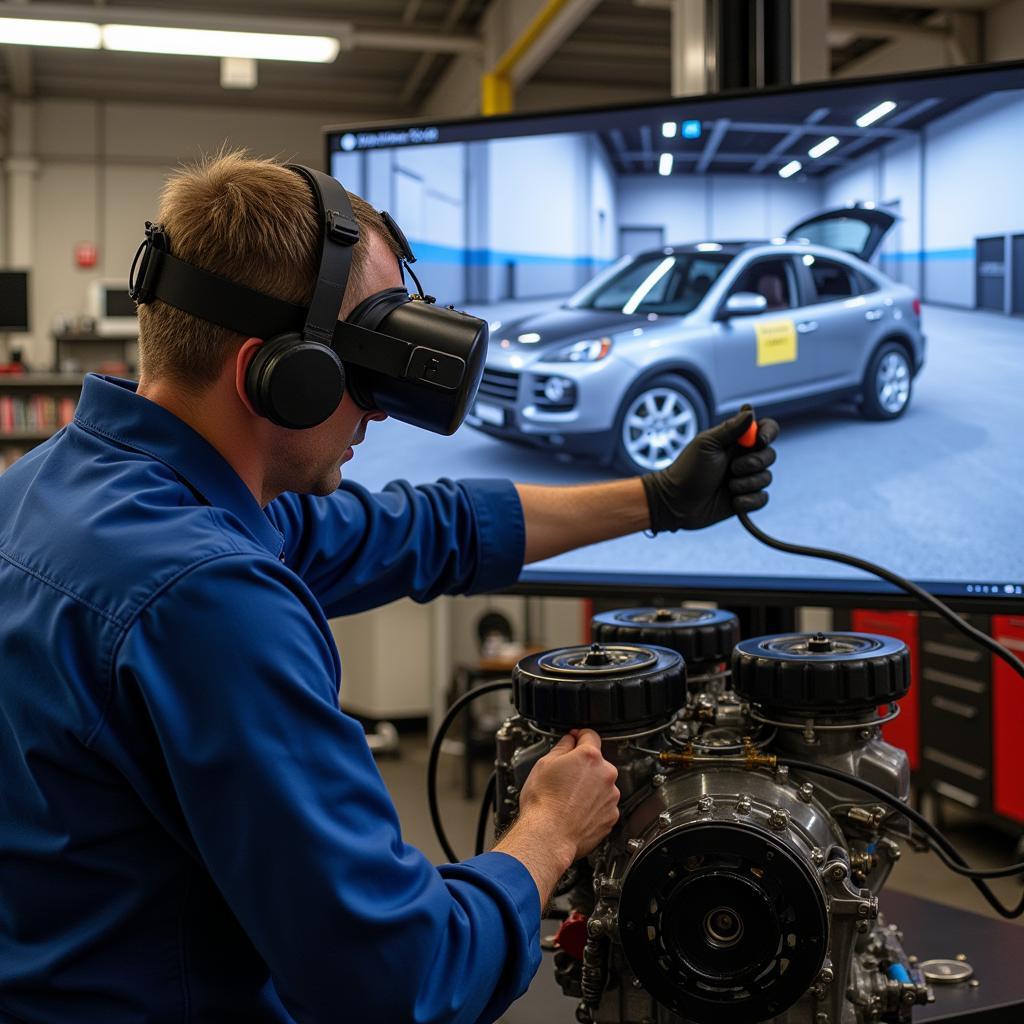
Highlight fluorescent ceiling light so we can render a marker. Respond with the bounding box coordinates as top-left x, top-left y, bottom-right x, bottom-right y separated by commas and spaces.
779, 160, 802, 179
102, 24, 340, 62
808, 135, 839, 159
661, 121, 677, 138
622, 256, 674, 315
856, 100, 896, 128
0, 16, 100, 48
658, 152, 674, 176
